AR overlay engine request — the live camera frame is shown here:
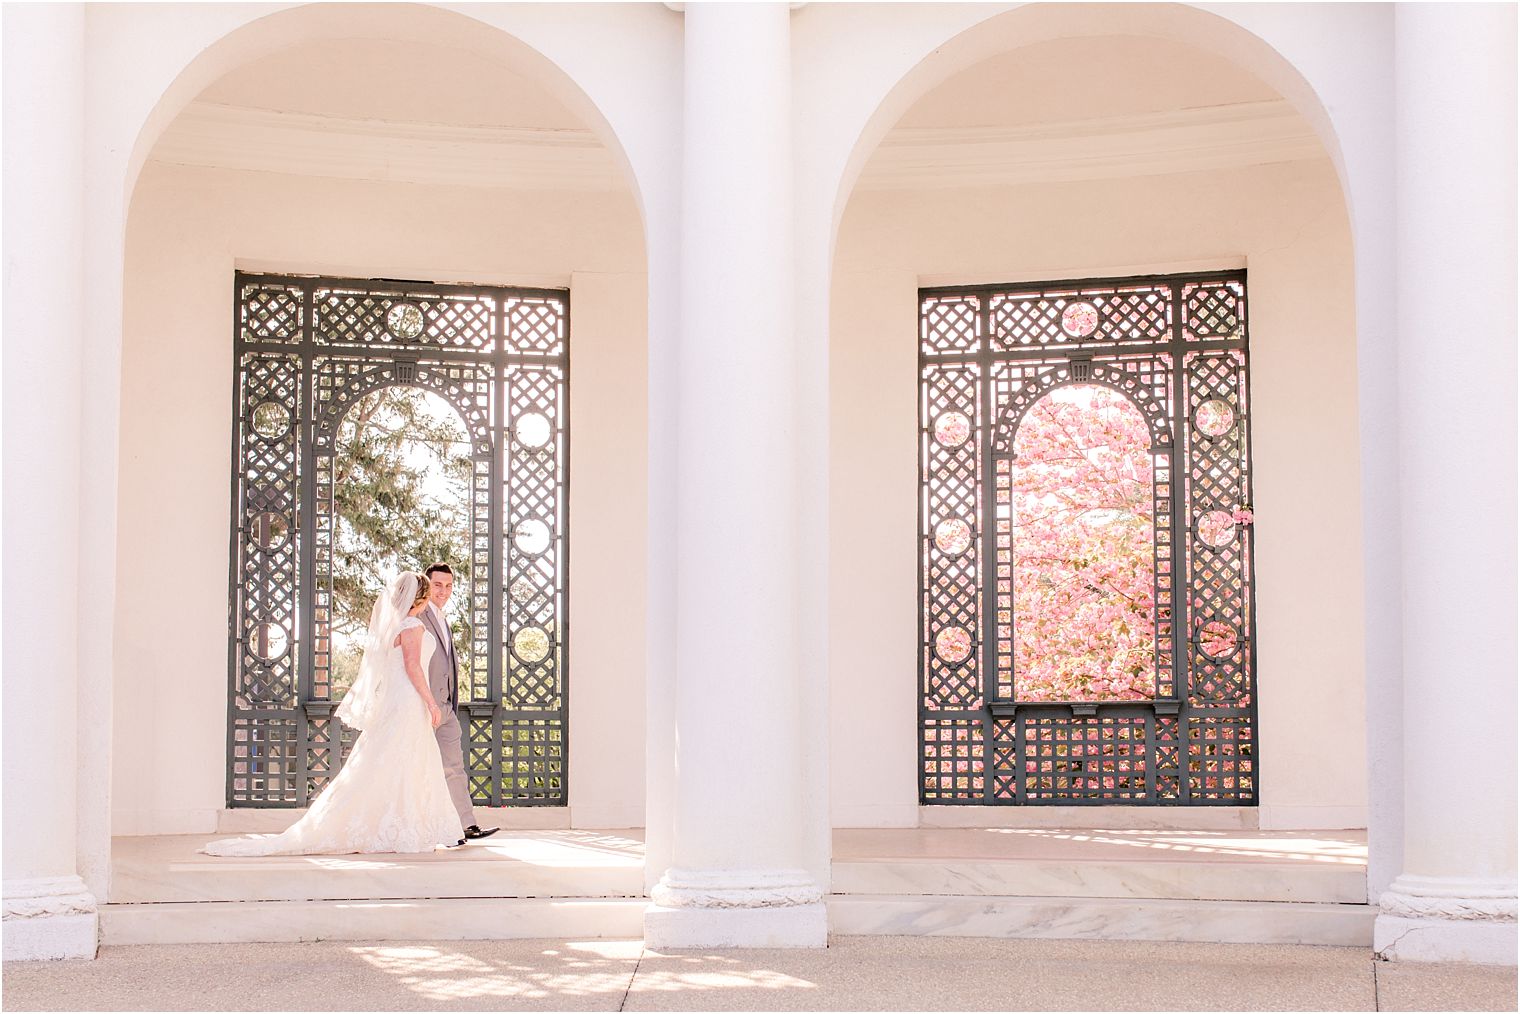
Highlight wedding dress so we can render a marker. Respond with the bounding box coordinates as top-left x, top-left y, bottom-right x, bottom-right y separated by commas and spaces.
203, 576, 464, 856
